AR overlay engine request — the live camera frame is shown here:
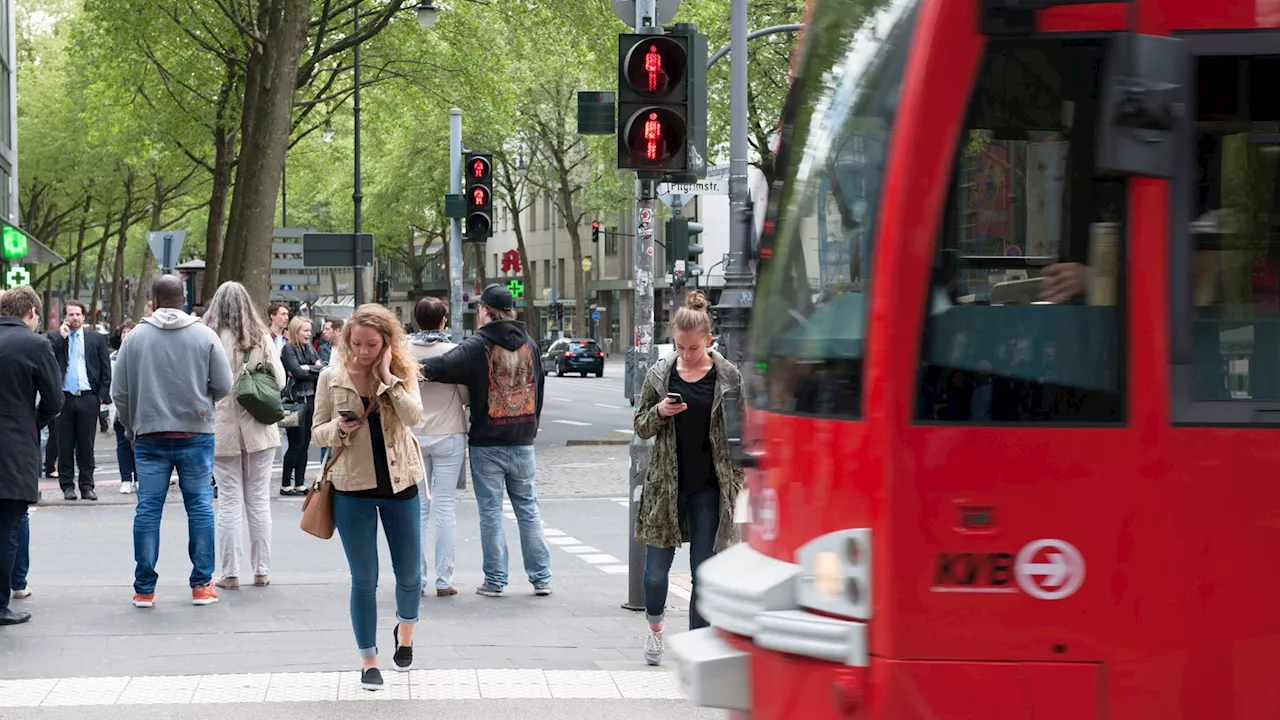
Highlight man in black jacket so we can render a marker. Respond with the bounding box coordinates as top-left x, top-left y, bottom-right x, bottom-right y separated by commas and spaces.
0, 287, 63, 625
419, 283, 552, 597
48, 299, 111, 501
